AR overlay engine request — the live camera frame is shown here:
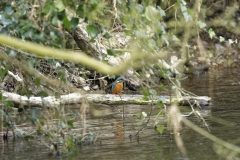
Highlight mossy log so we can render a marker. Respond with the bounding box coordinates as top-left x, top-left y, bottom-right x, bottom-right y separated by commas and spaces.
1, 90, 211, 108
